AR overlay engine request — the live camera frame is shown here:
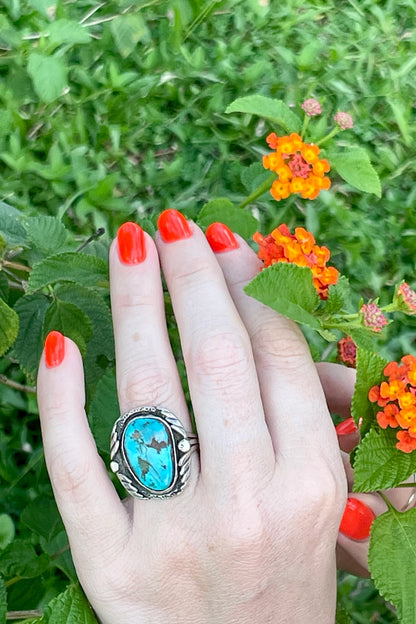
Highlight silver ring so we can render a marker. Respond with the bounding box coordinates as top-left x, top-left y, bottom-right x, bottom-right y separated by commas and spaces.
110, 406, 198, 499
